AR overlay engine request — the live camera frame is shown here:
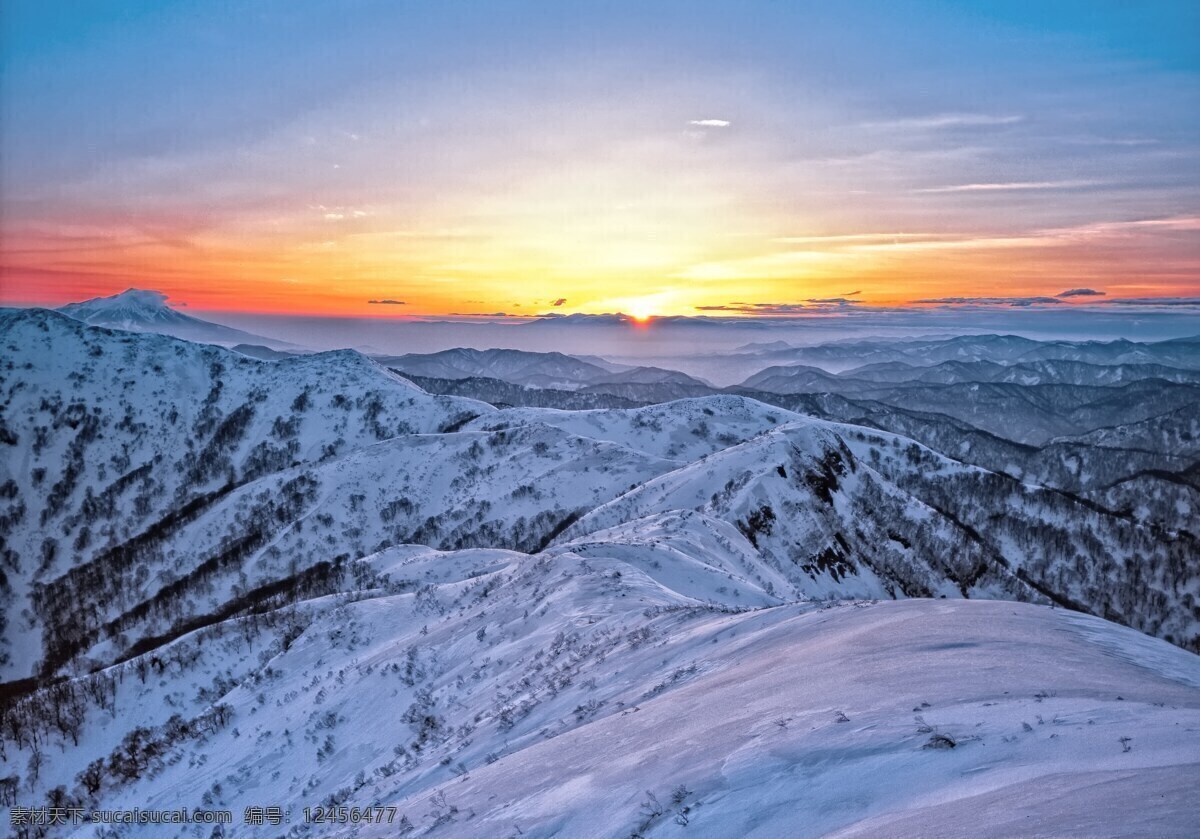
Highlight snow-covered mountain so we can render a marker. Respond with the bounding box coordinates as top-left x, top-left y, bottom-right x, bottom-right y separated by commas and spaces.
0, 309, 492, 680
57, 288, 295, 349
680, 333, 1200, 385
739, 363, 859, 393
469, 400, 1198, 646
230, 344, 305, 362
1058, 403, 1200, 458
419, 372, 1198, 516
391, 340, 1200, 456
823, 380, 1200, 446
380, 349, 713, 397
578, 368, 716, 403
729, 333, 1200, 372
379, 348, 613, 389
404, 373, 644, 410
751, 358, 1200, 390
2, 311, 1198, 836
